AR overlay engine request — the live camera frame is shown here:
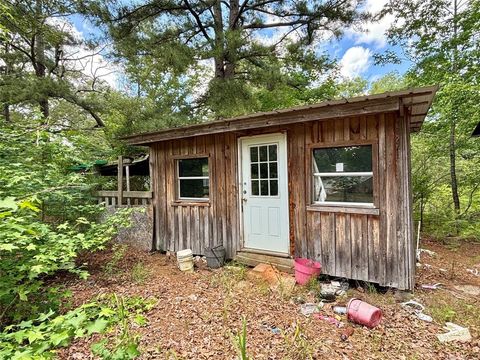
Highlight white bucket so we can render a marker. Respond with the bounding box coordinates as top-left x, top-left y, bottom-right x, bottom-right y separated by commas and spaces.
177, 249, 194, 272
